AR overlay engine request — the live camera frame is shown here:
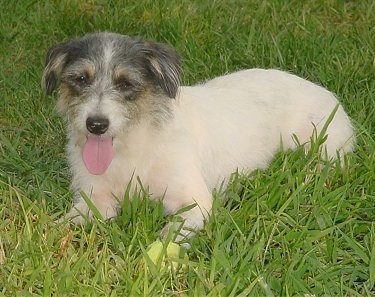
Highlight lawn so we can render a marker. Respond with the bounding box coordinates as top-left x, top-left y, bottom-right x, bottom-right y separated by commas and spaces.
0, 0, 374, 296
